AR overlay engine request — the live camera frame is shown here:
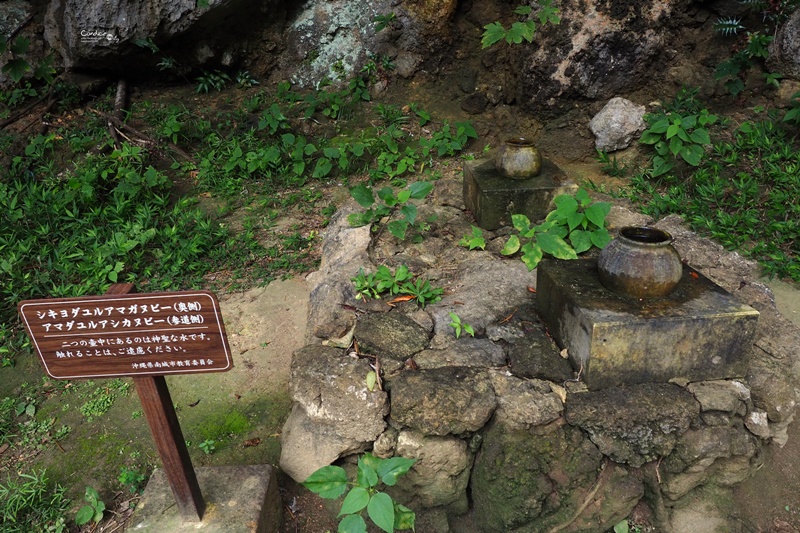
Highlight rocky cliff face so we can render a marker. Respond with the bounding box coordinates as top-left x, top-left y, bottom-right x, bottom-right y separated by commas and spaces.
17, 0, 799, 118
